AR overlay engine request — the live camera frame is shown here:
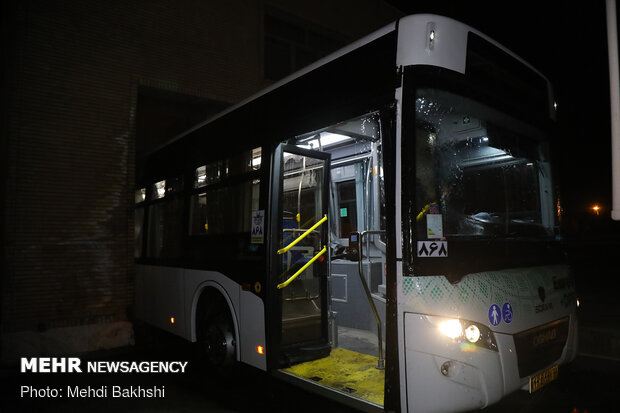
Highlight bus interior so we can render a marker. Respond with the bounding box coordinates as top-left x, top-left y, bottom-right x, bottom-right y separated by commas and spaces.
276, 111, 388, 407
